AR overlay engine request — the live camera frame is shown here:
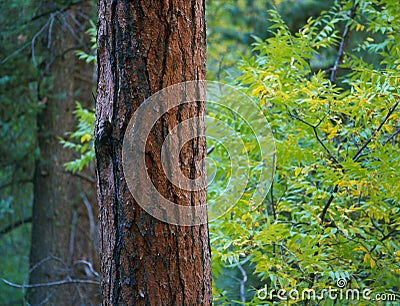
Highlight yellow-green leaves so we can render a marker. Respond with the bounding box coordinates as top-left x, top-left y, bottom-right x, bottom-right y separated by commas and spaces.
60, 102, 95, 173
211, 2, 400, 304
